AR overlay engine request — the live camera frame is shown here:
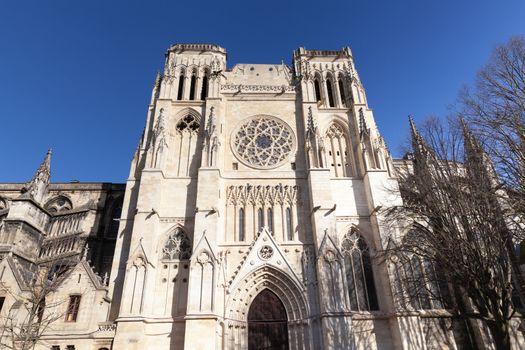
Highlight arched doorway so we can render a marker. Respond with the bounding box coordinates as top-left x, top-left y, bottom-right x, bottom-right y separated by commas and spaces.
248, 289, 289, 350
